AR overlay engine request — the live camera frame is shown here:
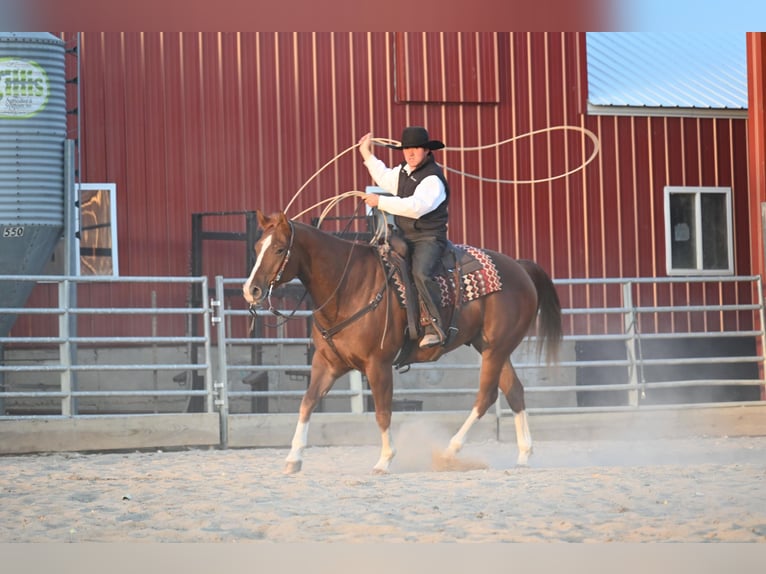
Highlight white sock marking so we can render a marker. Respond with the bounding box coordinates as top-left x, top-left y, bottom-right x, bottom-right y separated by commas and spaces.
286, 419, 309, 463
